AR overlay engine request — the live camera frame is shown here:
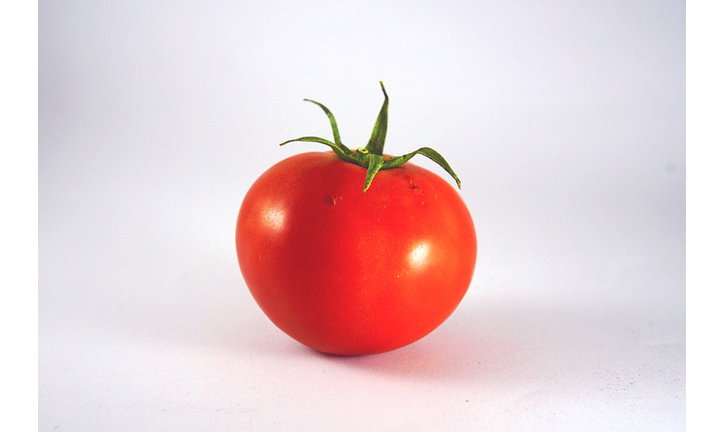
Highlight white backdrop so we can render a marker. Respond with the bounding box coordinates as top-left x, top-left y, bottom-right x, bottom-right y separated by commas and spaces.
39, 1, 685, 430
